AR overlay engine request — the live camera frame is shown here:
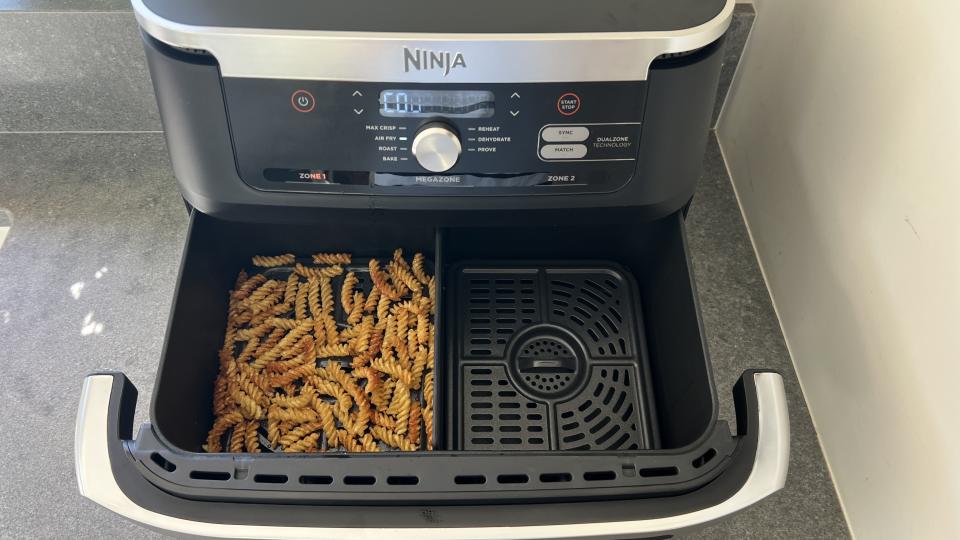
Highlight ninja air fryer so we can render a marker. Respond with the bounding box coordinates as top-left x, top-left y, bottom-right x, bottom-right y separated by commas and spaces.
75, 0, 790, 537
